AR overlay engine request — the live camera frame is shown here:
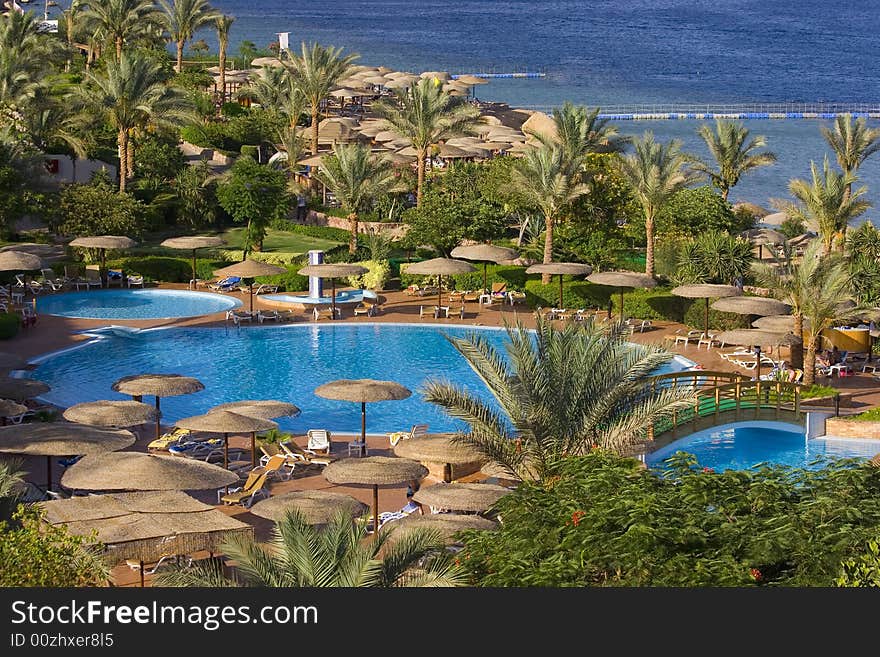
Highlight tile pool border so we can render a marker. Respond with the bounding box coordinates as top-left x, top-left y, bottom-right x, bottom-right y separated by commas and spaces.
34, 289, 242, 321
